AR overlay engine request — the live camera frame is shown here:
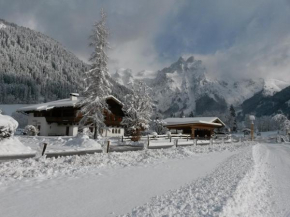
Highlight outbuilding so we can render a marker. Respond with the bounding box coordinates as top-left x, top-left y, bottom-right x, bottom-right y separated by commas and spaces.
163, 117, 225, 139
